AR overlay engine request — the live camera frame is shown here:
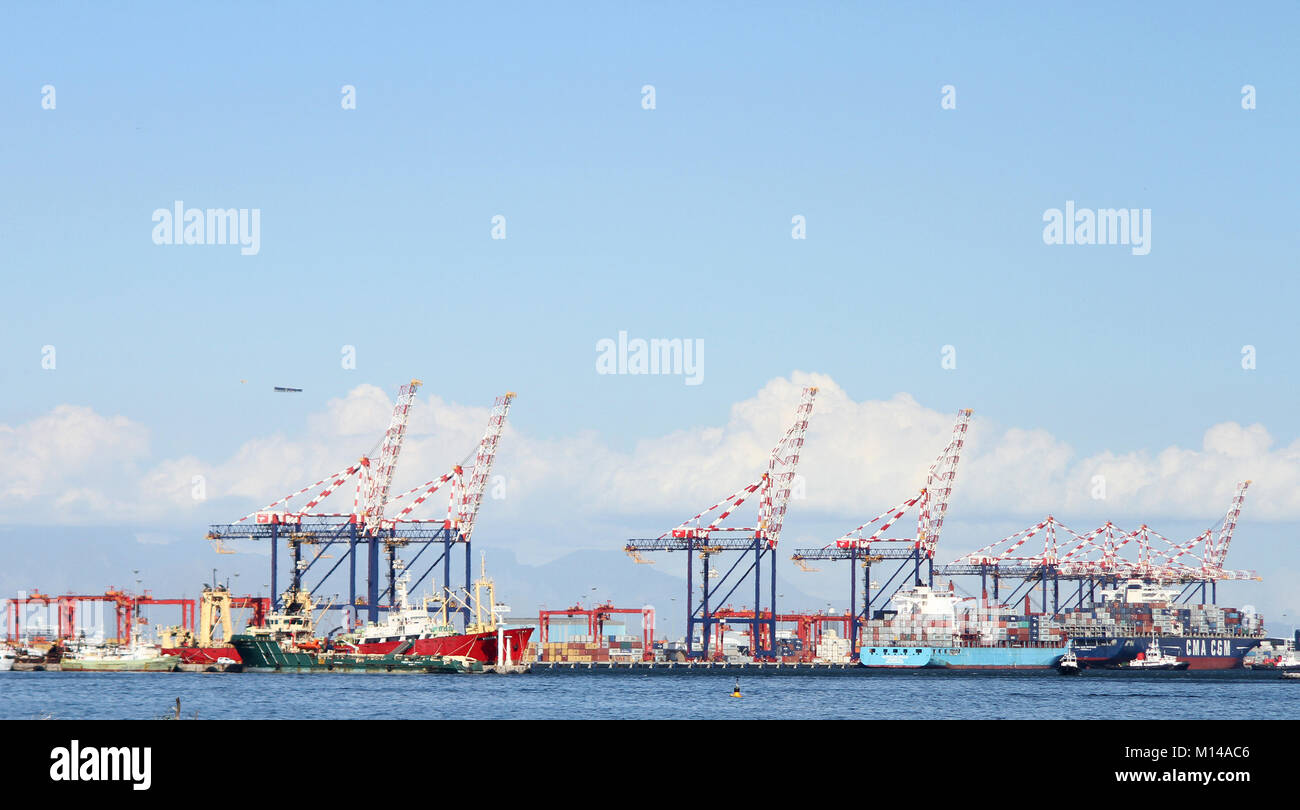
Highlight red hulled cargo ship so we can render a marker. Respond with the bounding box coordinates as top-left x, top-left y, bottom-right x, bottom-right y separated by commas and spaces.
340, 559, 532, 665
